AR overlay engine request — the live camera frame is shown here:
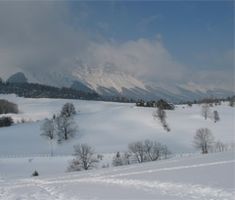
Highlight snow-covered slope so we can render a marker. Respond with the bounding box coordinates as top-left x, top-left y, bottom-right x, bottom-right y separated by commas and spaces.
0, 95, 234, 199
0, 94, 234, 156
0, 151, 234, 200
